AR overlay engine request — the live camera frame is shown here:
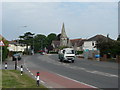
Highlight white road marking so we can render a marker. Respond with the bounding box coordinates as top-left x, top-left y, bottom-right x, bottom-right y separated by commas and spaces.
56, 73, 97, 88
41, 80, 45, 84
31, 73, 33, 76
85, 70, 118, 78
